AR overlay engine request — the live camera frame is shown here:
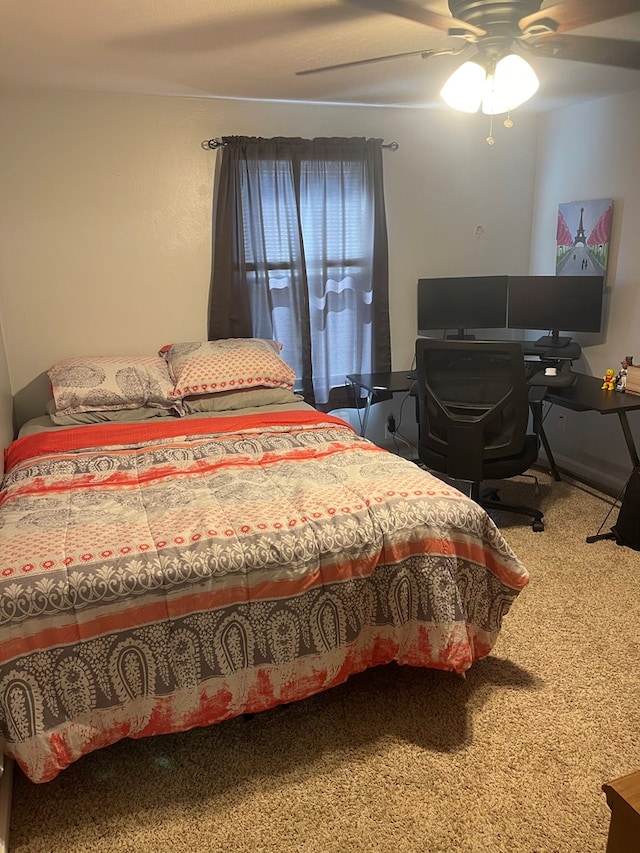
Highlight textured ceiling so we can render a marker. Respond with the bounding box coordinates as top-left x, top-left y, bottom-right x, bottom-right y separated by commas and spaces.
2, 0, 640, 111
